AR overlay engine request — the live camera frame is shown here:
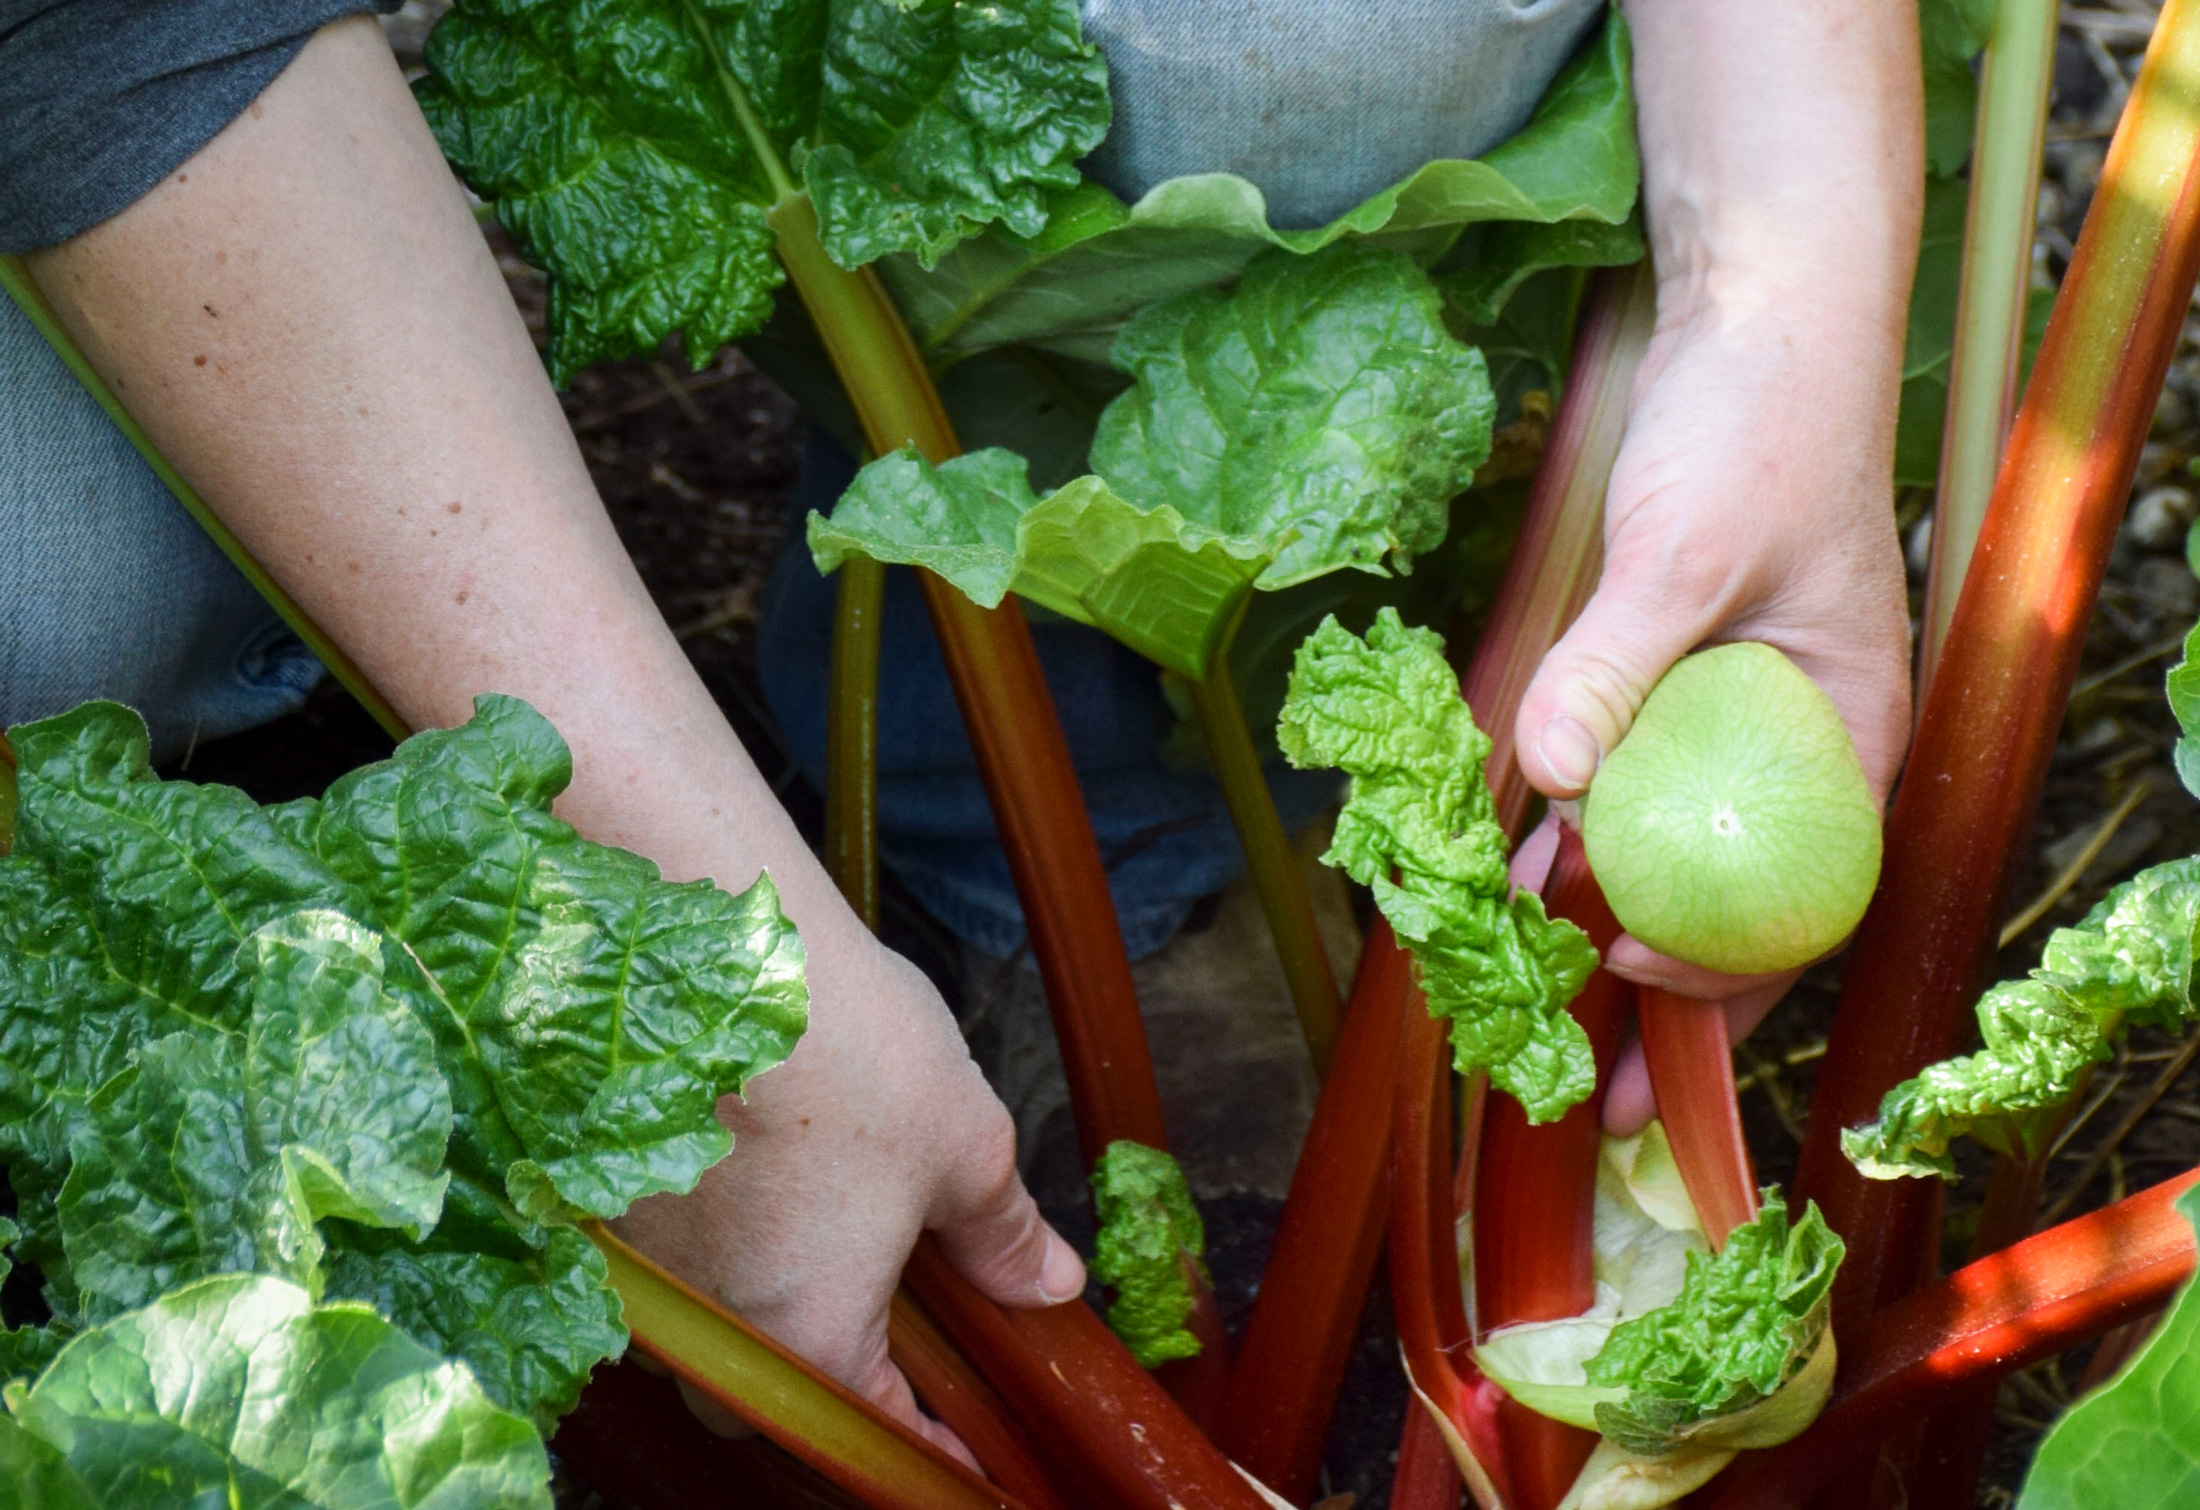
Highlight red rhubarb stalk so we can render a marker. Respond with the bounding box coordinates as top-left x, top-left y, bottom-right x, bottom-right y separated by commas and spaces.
588, 1224, 1029, 1510
1793, 0, 2200, 1334
1702, 1167, 2200, 1510
1386, 259, 1661, 1506
901, 1239, 1281, 1510
1217, 916, 1412, 1502
772, 197, 1231, 1416
1392, 1405, 1466, 1510
1391, 1015, 1512, 1510
890, 1294, 1073, 1510
1636, 988, 1758, 1248
1474, 830, 1631, 1510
